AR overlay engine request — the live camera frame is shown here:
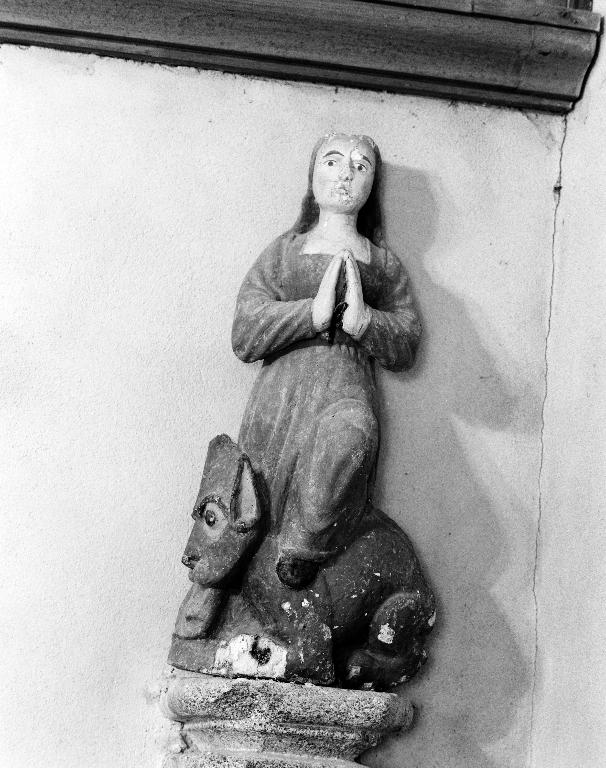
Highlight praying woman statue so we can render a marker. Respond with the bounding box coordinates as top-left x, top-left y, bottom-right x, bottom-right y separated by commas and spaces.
232, 132, 421, 589
169, 133, 434, 689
